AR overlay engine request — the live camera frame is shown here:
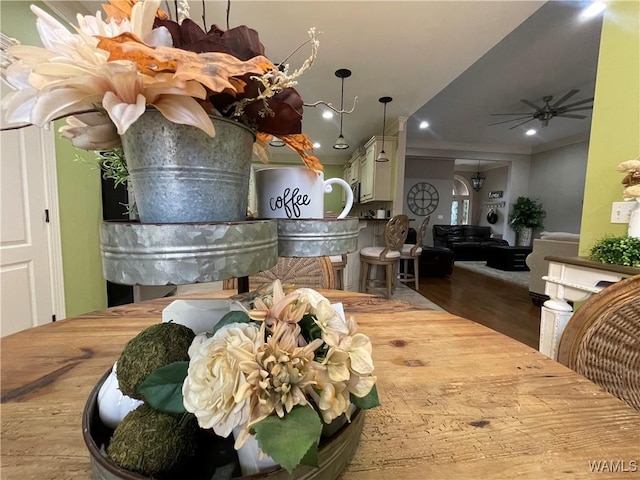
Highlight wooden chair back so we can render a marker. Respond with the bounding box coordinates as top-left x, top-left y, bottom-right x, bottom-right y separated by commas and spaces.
410, 216, 431, 255
223, 256, 335, 291
557, 275, 640, 411
379, 214, 409, 261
